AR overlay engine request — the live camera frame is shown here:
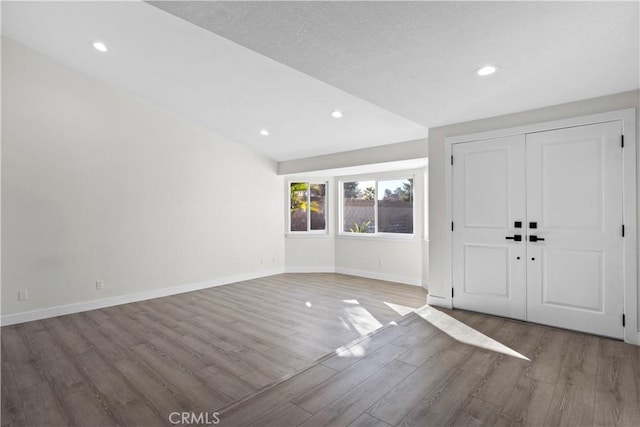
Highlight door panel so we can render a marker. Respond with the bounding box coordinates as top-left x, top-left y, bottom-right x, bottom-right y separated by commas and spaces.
464, 244, 510, 296
540, 137, 603, 230
452, 135, 526, 320
541, 248, 603, 311
463, 149, 510, 227
526, 121, 623, 338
